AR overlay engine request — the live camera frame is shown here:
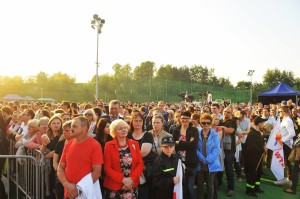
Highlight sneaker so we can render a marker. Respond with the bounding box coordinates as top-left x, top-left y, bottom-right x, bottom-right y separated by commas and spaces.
283, 188, 296, 195
237, 177, 243, 183
226, 190, 234, 196
286, 179, 292, 186
274, 177, 288, 185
